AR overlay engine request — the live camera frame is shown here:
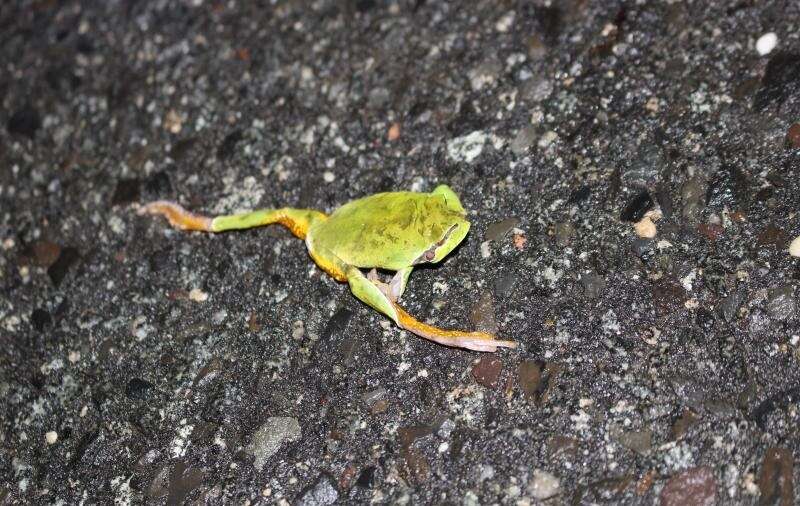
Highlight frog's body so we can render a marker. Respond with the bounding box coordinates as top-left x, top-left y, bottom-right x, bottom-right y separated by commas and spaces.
309, 191, 470, 270
139, 185, 516, 352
